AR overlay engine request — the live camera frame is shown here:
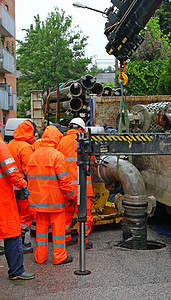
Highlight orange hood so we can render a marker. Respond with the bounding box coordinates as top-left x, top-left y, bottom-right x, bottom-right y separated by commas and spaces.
39, 126, 63, 149
13, 120, 35, 144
